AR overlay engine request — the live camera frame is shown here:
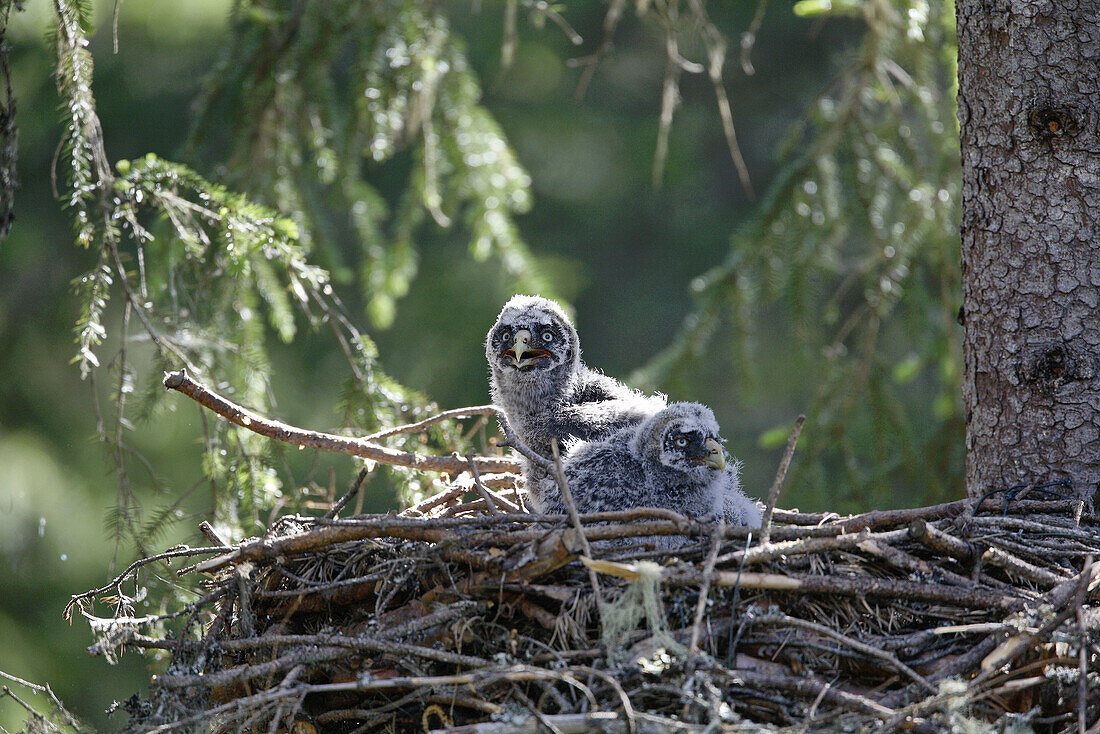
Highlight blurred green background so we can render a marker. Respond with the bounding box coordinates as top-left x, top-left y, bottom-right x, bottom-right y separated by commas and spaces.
0, 0, 961, 730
